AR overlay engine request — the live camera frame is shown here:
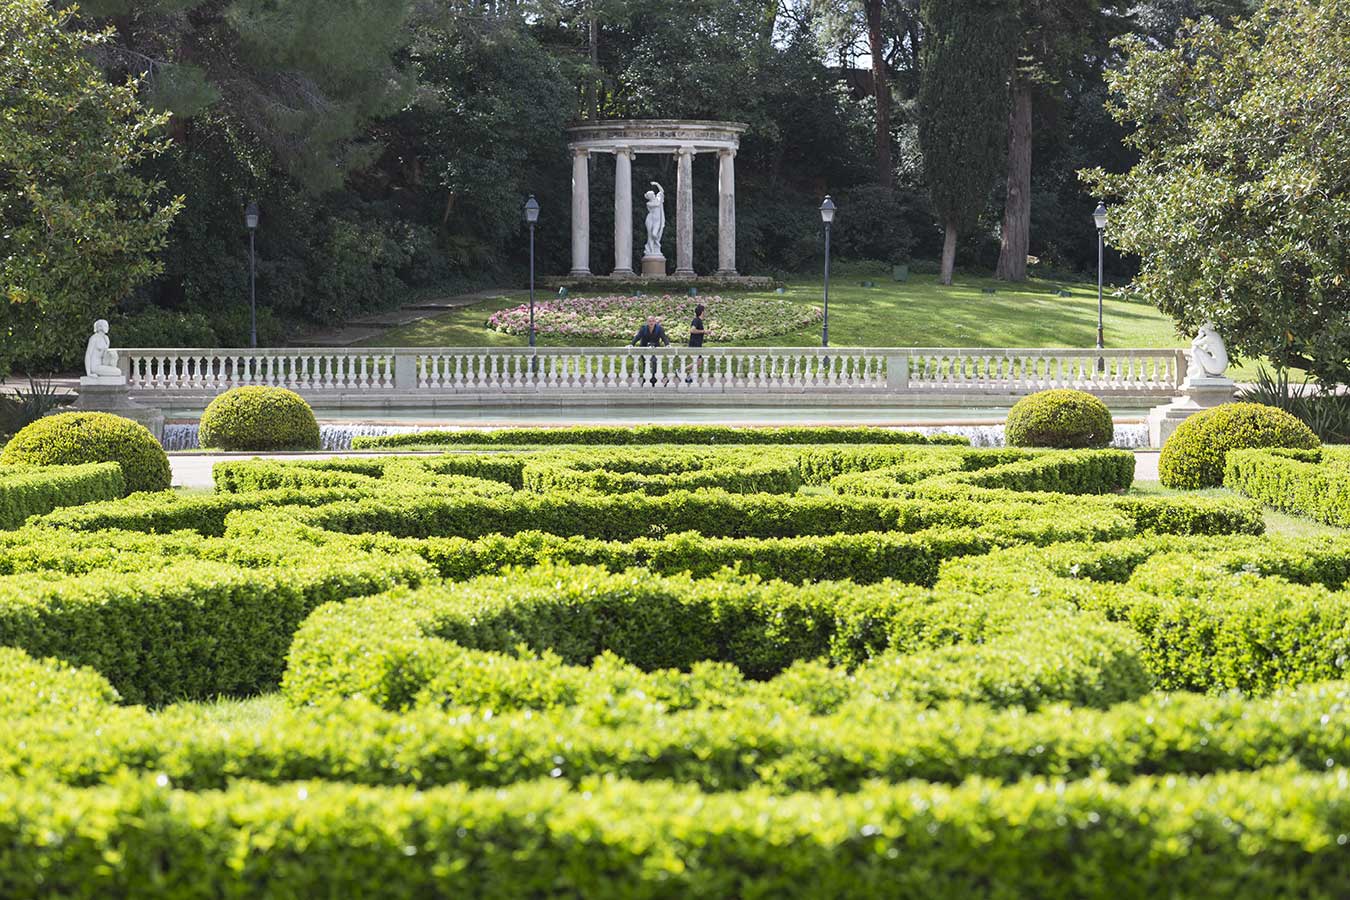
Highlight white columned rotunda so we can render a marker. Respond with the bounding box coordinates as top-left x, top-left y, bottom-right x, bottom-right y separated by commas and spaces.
565, 120, 747, 279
